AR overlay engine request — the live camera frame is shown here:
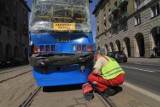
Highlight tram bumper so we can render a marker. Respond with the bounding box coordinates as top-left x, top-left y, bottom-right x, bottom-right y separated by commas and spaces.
29, 52, 94, 66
